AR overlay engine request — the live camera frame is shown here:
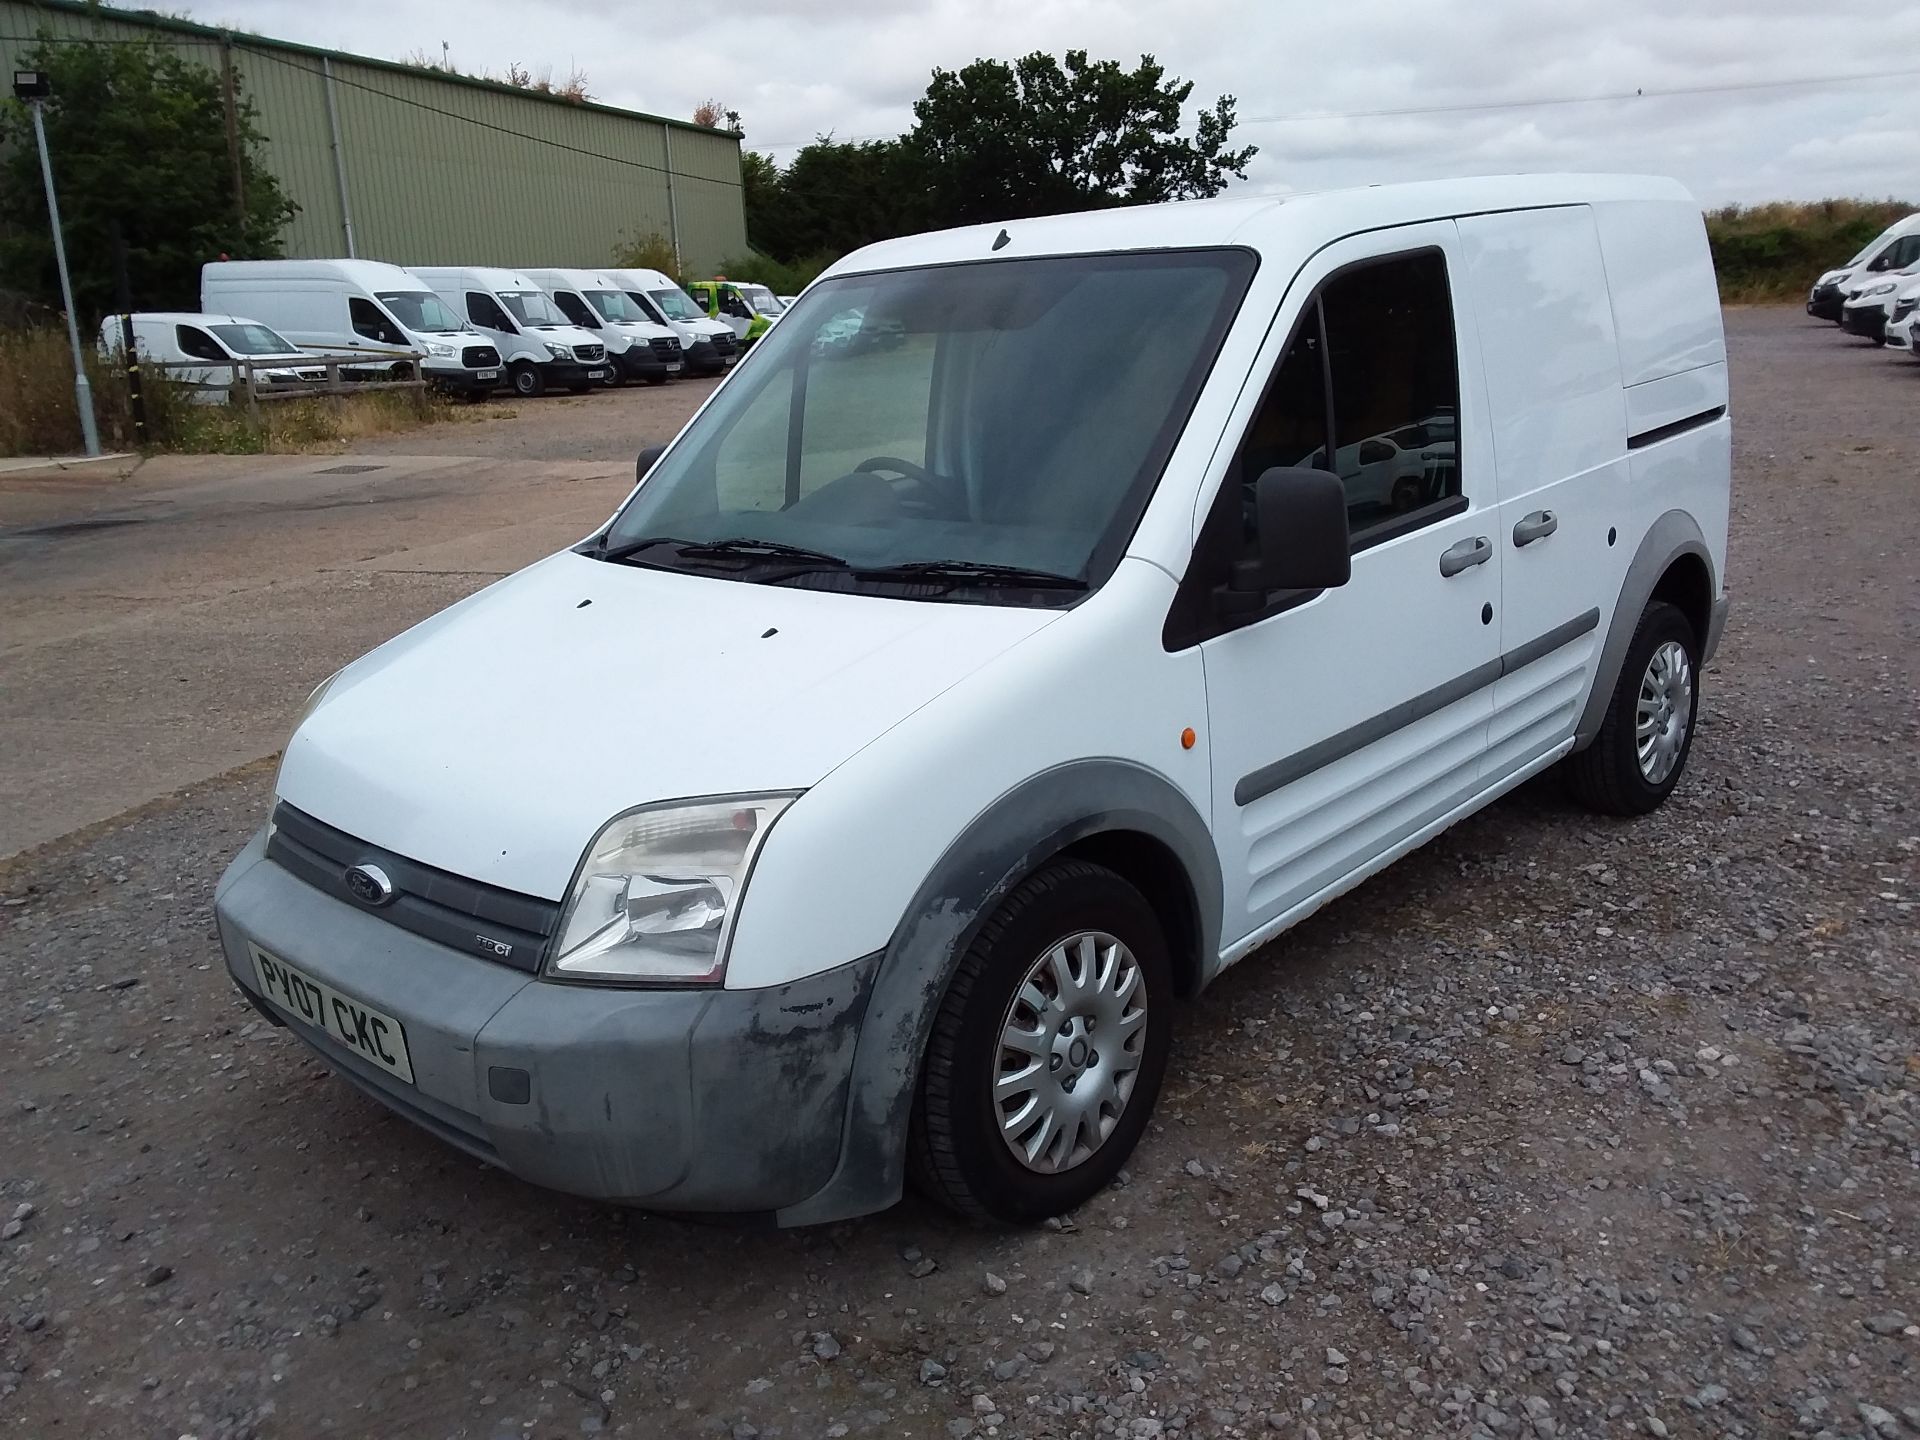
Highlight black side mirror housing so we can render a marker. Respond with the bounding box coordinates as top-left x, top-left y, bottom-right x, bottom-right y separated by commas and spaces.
1230, 466, 1351, 595
635, 443, 666, 484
